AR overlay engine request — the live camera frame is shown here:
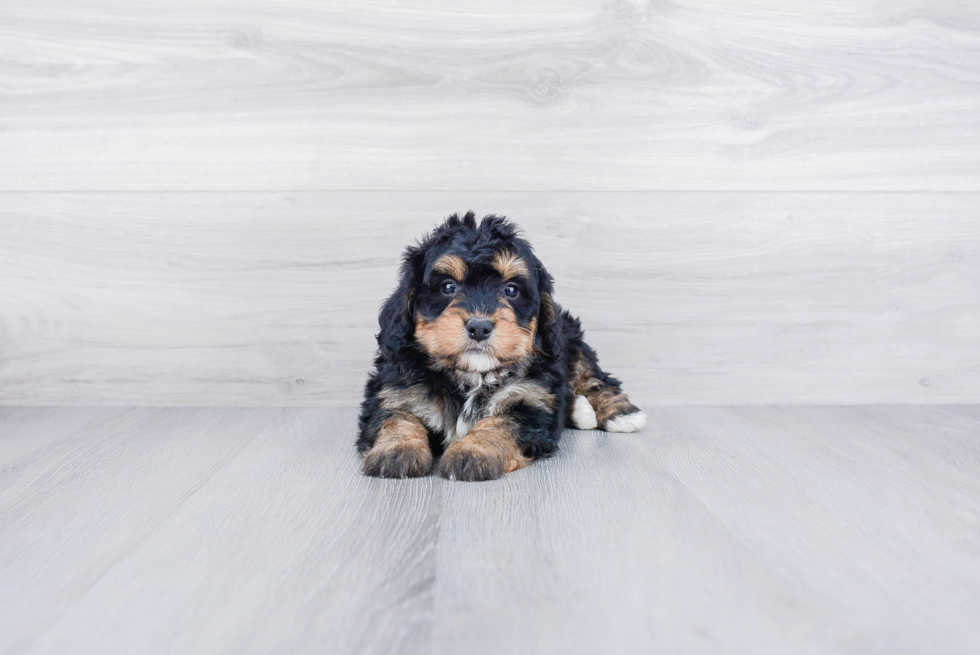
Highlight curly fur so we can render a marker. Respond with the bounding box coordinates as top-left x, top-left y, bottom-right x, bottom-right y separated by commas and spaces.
357, 212, 645, 481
